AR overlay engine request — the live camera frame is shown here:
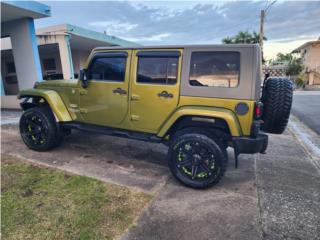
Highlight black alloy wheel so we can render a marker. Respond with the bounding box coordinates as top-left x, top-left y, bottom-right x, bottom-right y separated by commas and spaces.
20, 107, 62, 151
168, 131, 226, 189
21, 113, 48, 145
